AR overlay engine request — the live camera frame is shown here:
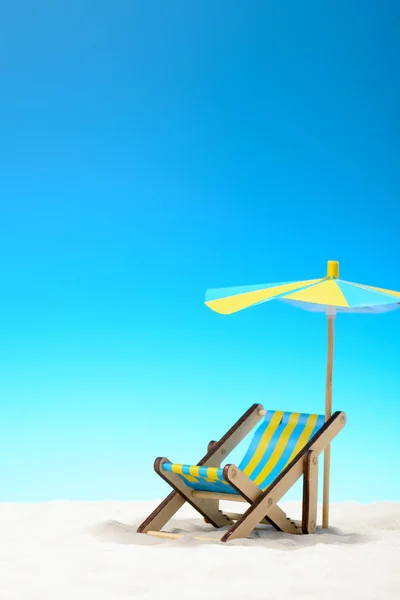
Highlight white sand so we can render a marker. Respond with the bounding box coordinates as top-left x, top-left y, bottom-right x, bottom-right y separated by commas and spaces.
0, 500, 399, 599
